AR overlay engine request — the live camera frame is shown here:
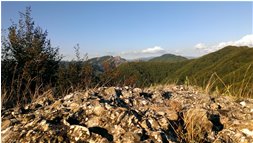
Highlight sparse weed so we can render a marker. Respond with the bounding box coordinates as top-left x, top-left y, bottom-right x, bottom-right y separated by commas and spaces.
204, 64, 253, 98
168, 111, 209, 143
